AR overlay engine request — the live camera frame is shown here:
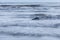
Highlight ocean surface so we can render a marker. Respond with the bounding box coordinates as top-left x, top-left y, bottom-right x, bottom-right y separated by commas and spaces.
0, 2, 60, 40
